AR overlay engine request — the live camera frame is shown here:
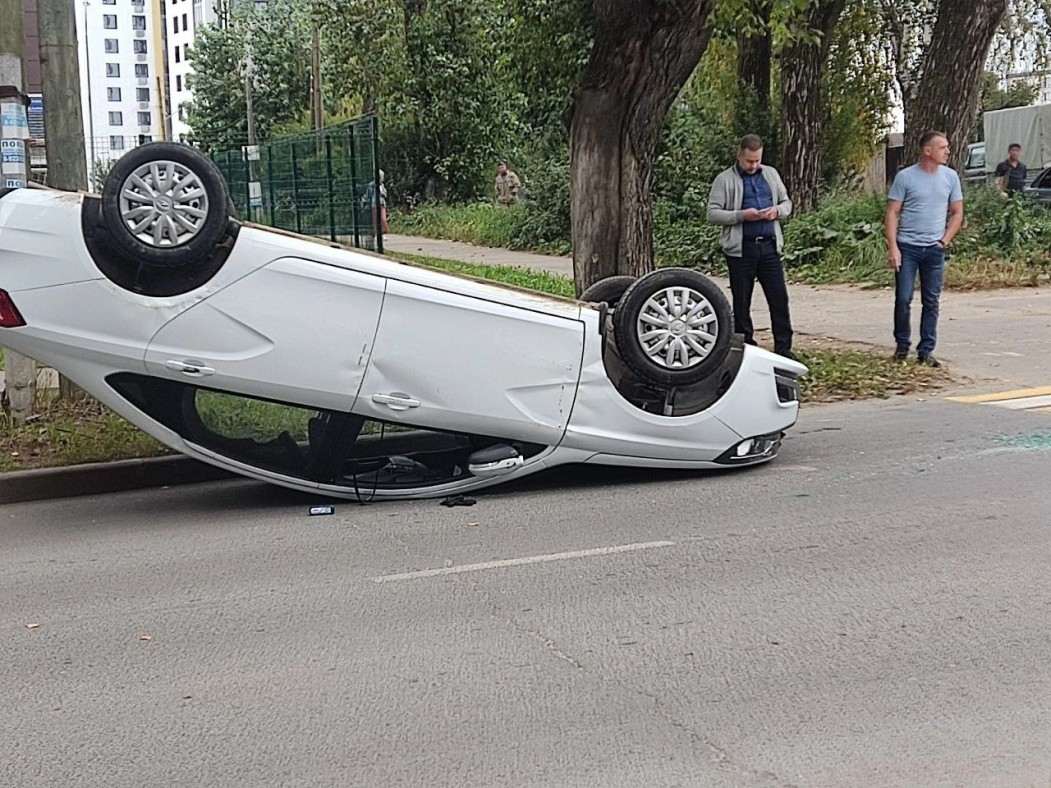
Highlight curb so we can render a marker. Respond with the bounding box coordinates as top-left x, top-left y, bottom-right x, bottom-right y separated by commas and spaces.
0, 455, 235, 505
